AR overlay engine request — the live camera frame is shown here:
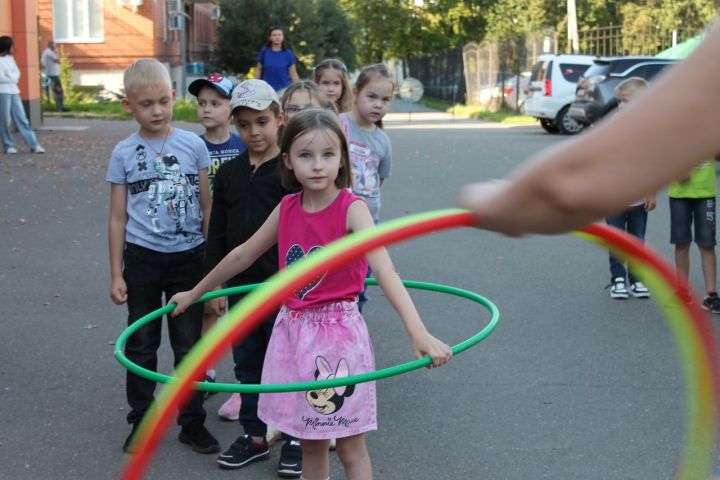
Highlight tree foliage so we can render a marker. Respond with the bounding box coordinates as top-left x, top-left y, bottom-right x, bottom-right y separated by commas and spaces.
215, 0, 716, 70
215, 0, 355, 78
